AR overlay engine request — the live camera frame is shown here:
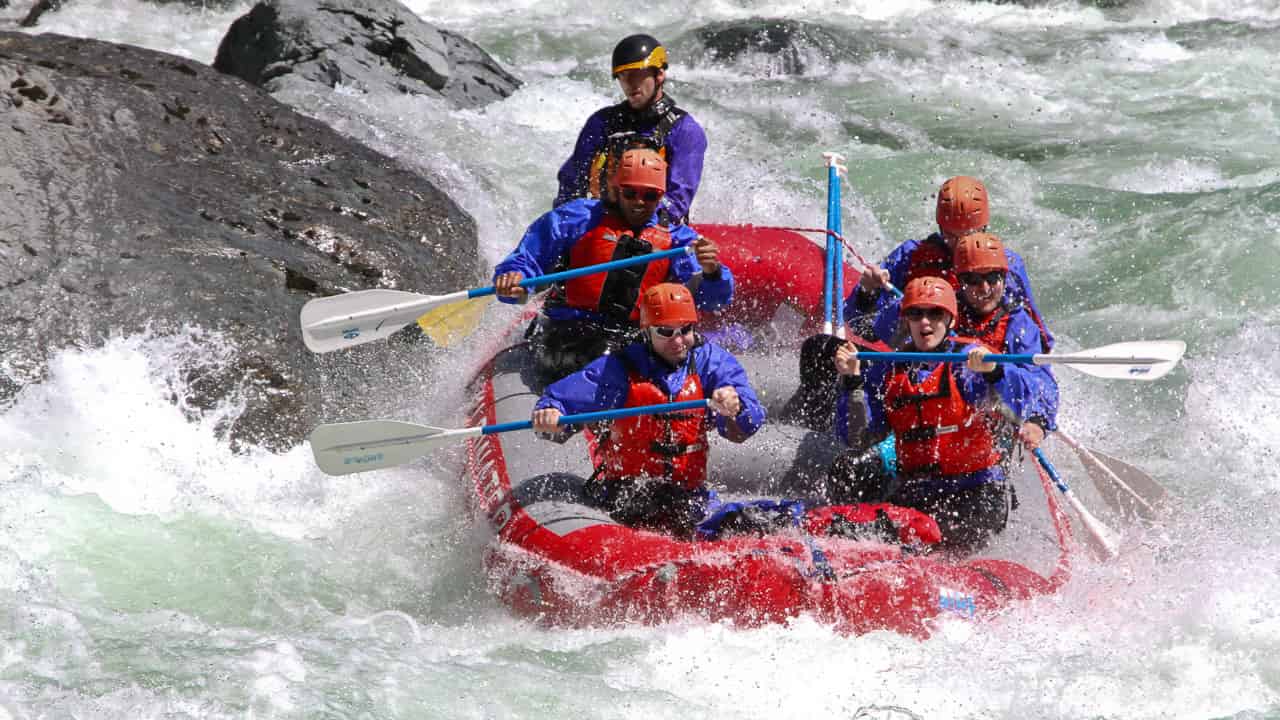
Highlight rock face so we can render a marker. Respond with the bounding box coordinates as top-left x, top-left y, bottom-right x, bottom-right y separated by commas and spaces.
213, 0, 521, 109
688, 18, 862, 77
0, 31, 481, 450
